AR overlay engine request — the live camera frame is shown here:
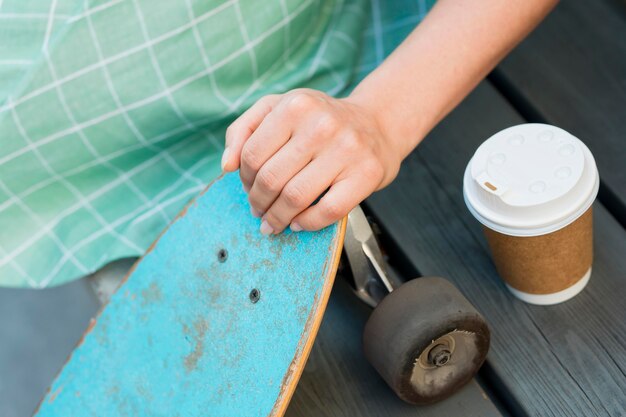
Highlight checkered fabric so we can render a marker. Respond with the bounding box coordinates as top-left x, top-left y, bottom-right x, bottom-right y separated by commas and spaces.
0, 0, 434, 288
